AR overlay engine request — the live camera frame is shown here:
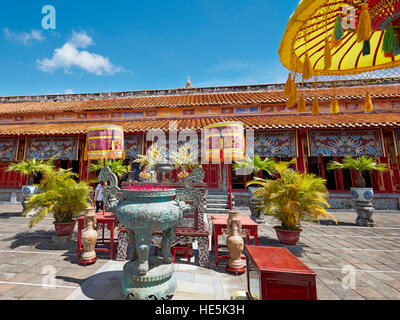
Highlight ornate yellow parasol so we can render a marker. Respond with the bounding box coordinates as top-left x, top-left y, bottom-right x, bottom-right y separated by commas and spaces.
278, 0, 400, 113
